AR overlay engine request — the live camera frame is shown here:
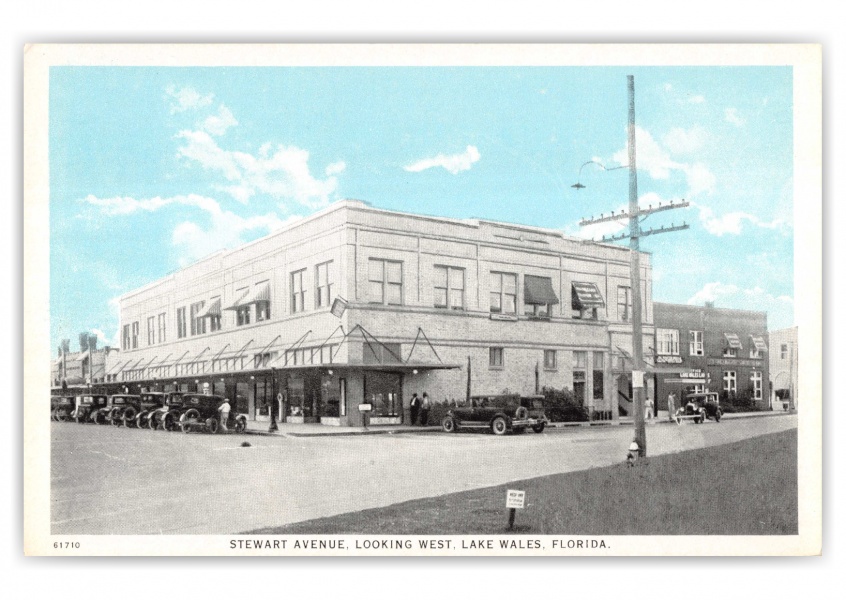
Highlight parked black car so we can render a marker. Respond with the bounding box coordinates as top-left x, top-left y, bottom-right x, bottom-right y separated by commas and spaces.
442, 394, 548, 435
178, 394, 247, 434
71, 395, 108, 423
134, 392, 170, 429
51, 395, 75, 421
94, 394, 141, 426
676, 392, 722, 424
